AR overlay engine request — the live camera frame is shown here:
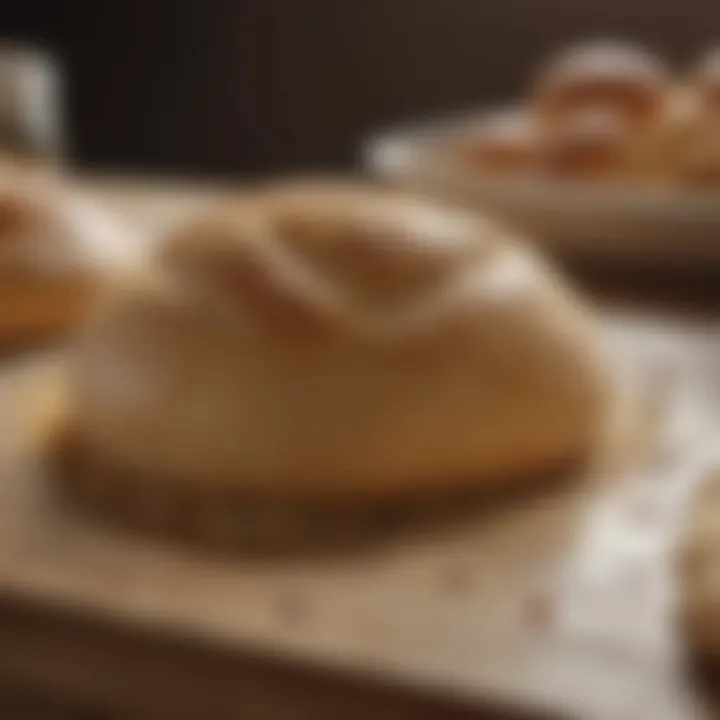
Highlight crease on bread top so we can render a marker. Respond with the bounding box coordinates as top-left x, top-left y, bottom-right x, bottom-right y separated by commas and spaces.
157, 180, 538, 343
